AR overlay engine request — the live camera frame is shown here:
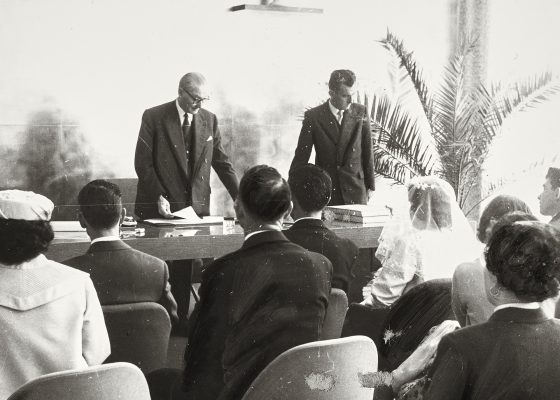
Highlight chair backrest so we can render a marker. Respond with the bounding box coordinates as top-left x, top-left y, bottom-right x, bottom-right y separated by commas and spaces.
242, 336, 377, 400
104, 178, 138, 217
102, 302, 171, 374
7, 362, 150, 400
321, 288, 349, 340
